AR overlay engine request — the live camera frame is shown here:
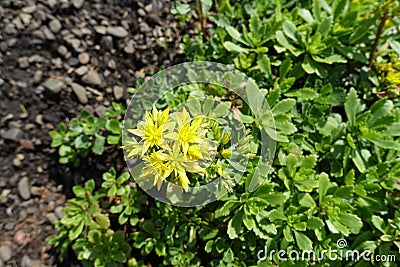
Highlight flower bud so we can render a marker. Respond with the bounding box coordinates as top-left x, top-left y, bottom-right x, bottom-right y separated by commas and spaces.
221, 149, 231, 158
188, 146, 202, 160
221, 132, 230, 145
